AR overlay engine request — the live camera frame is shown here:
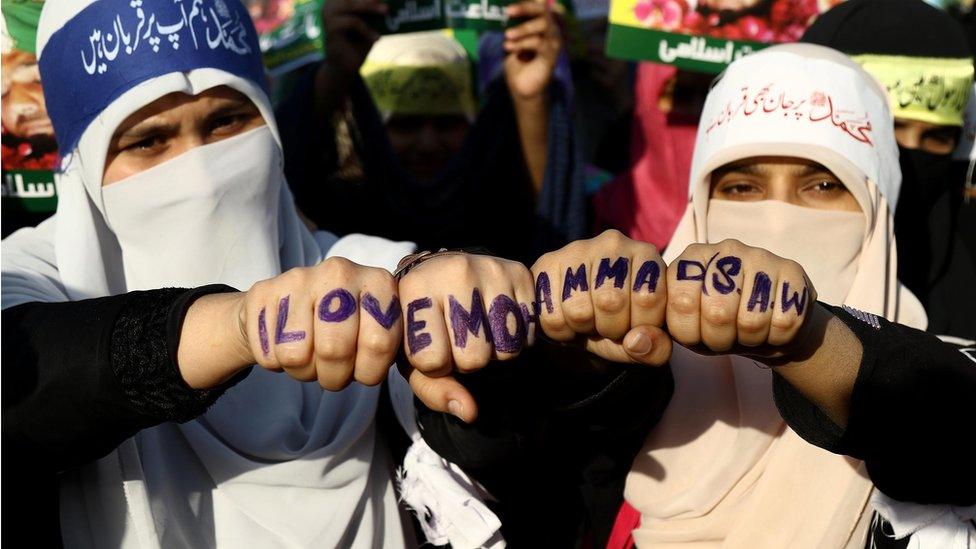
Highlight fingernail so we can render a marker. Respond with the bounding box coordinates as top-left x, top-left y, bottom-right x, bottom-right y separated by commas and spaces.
627, 332, 652, 355
447, 400, 464, 419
